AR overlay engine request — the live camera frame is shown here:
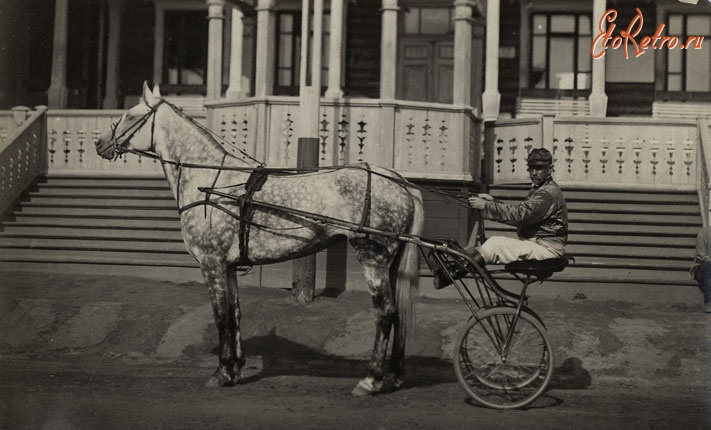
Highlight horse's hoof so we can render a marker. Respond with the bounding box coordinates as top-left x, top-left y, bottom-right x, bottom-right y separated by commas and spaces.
205, 372, 235, 388
351, 377, 382, 397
